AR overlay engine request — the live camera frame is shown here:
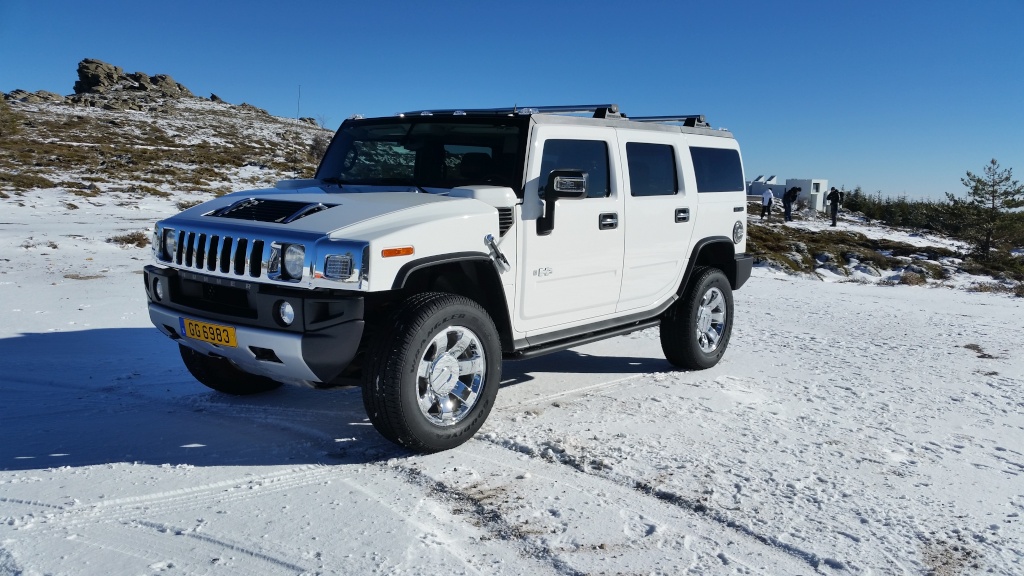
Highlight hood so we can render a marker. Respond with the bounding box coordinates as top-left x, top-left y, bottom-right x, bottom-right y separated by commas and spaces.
168, 187, 492, 237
